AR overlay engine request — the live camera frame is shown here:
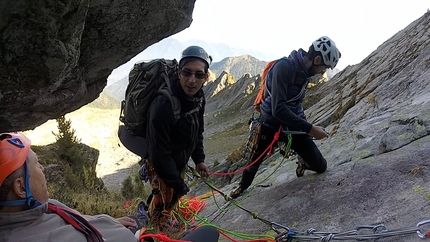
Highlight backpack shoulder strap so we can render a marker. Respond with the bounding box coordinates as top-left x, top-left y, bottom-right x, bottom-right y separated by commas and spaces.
253, 60, 276, 111
182, 97, 203, 118
158, 88, 181, 121
287, 57, 297, 85
265, 57, 296, 98
157, 89, 202, 121
254, 57, 298, 112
